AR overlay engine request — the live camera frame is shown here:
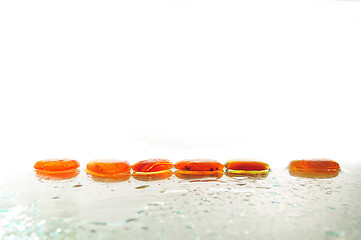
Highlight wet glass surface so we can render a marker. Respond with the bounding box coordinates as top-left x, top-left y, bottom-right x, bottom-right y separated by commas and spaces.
1, 168, 361, 240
